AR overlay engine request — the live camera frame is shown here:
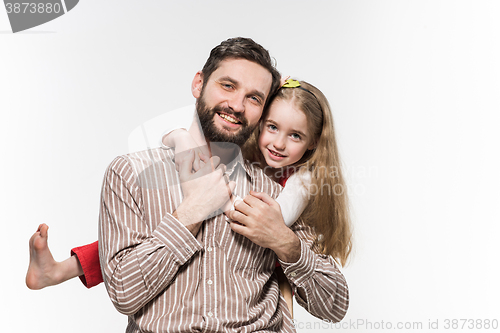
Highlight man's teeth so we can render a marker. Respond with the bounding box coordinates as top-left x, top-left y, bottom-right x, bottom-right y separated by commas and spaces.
219, 113, 240, 124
